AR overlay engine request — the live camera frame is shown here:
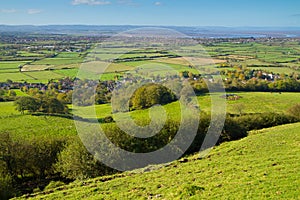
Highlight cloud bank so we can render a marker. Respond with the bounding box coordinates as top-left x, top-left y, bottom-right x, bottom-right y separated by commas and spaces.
72, 0, 111, 5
